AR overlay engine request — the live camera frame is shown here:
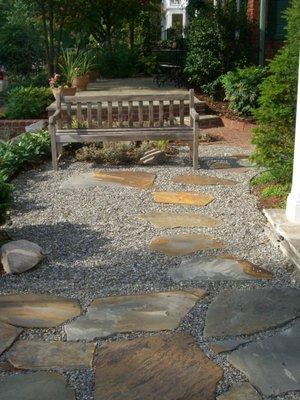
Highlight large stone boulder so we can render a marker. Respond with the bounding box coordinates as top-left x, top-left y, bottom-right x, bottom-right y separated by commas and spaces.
0, 240, 44, 274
